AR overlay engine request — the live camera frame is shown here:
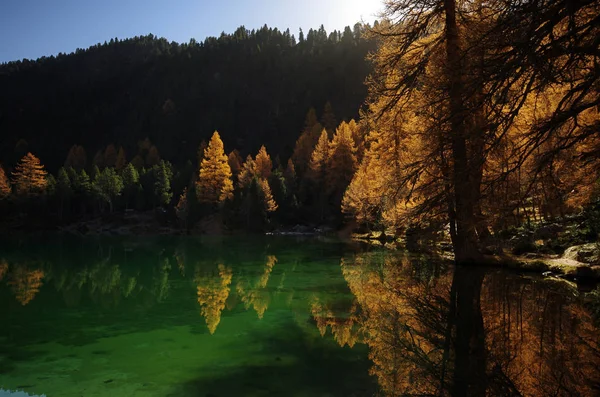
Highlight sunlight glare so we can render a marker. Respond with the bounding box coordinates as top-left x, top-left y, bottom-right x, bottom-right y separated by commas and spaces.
338, 0, 382, 25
